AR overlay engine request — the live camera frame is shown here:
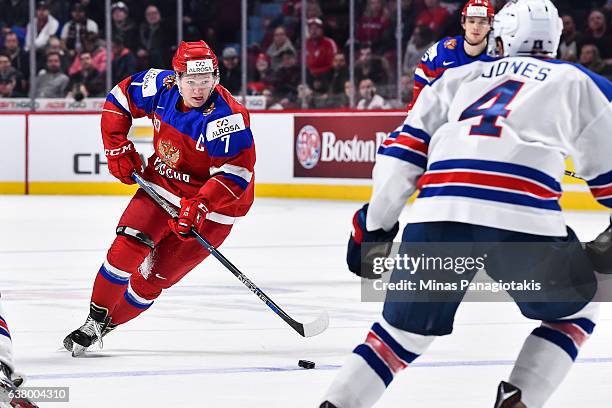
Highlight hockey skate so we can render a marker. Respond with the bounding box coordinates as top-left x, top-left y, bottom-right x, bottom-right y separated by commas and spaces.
494, 381, 526, 408
0, 363, 37, 408
63, 304, 115, 357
